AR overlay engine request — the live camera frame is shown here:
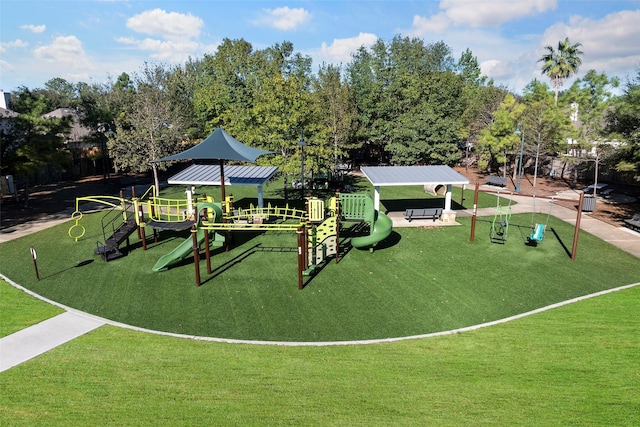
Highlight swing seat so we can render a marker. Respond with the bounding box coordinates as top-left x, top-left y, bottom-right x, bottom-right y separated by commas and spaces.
529, 223, 545, 242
